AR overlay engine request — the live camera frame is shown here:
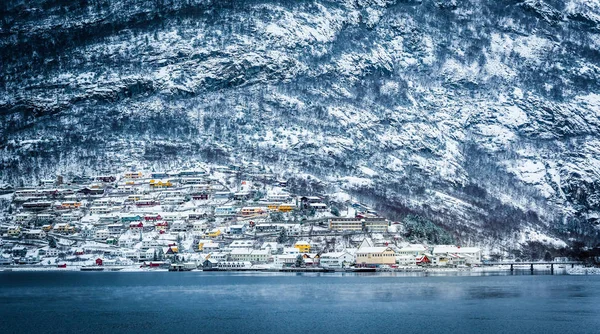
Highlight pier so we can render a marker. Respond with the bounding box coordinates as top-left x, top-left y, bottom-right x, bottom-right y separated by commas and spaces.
482, 261, 583, 274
